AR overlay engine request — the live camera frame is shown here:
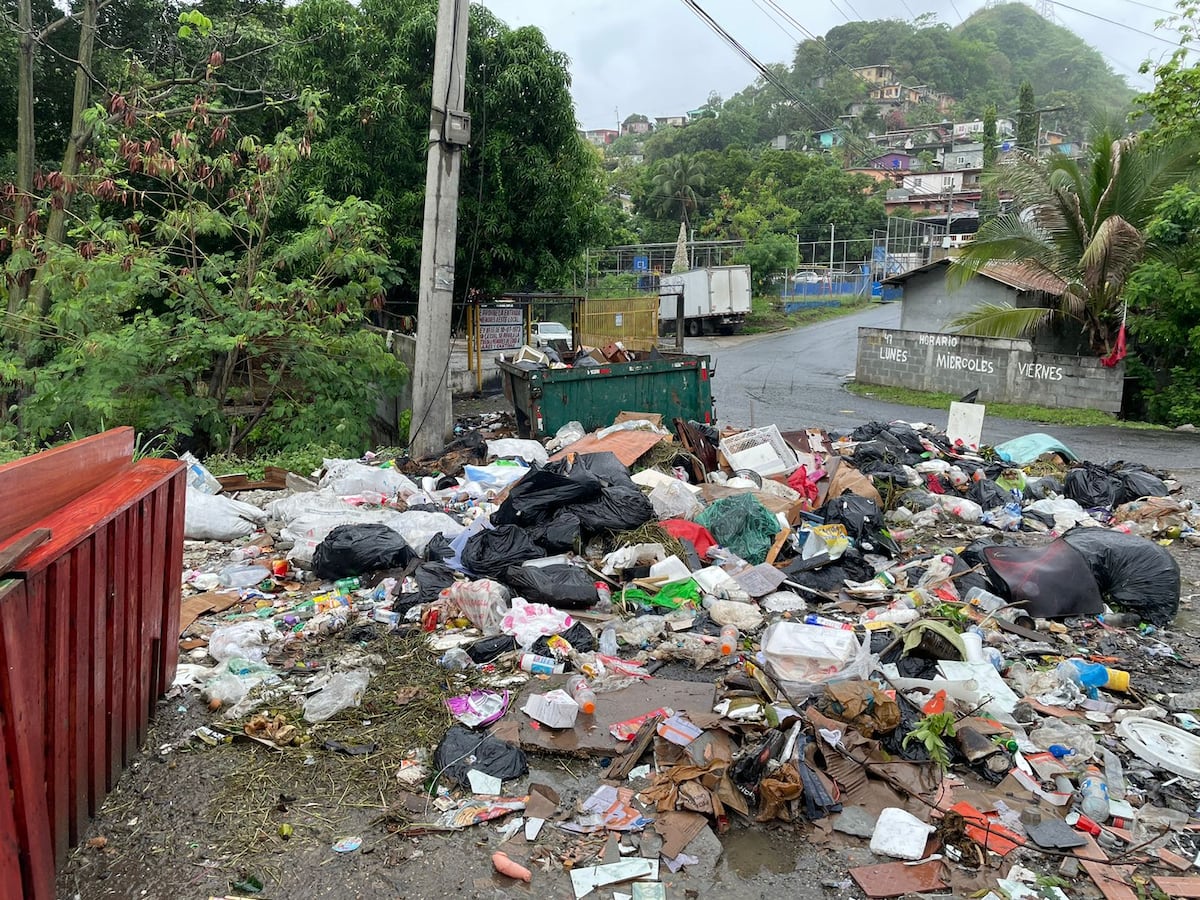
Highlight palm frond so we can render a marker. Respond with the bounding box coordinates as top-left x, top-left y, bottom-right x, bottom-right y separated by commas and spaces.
948, 302, 1054, 339
1080, 214, 1145, 299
